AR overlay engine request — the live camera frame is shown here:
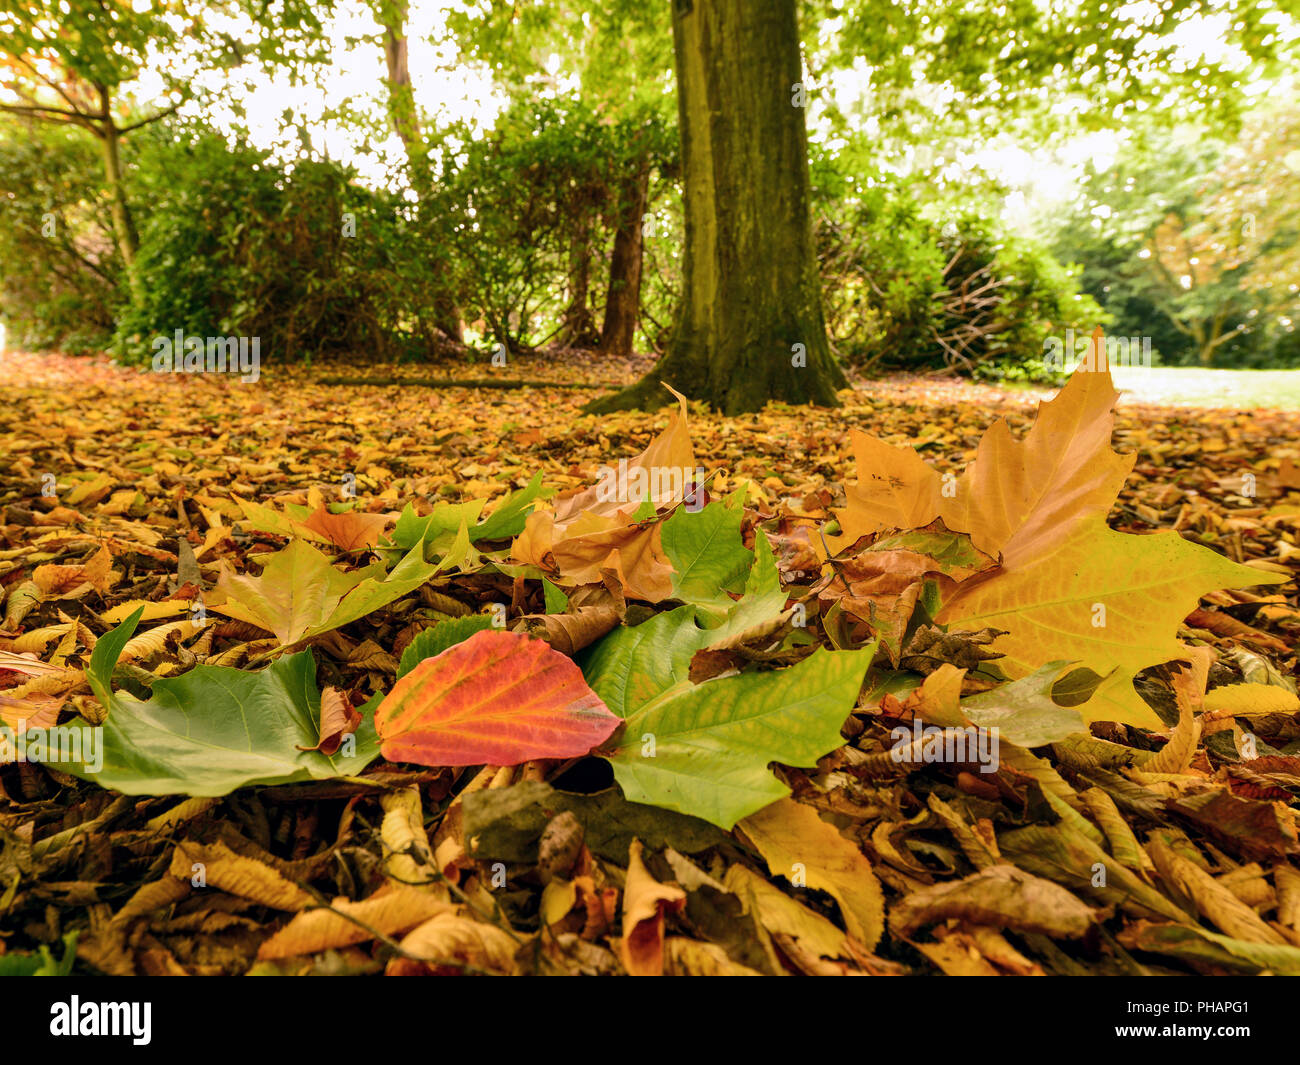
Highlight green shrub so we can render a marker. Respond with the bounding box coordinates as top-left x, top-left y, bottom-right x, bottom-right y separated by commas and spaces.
0, 121, 122, 353
812, 162, 1103, 381
113, 125, 453, 364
